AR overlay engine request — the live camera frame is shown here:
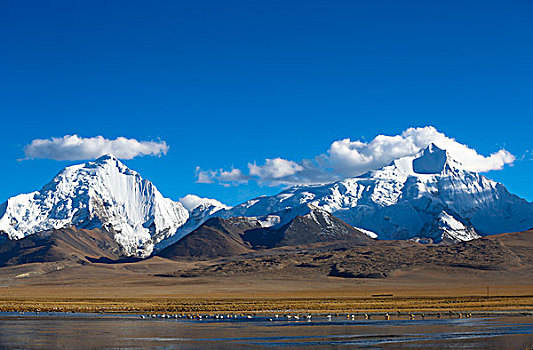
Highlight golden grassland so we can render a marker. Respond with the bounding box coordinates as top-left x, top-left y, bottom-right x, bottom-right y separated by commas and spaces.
0, 295, 532, 314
